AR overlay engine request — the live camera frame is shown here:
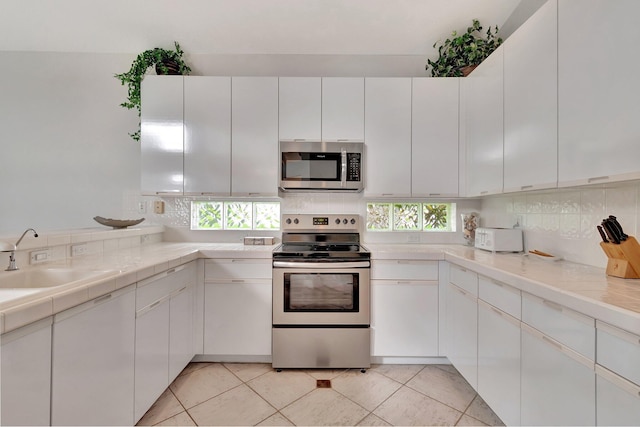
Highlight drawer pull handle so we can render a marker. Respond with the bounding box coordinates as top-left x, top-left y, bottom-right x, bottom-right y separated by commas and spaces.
231, 279, 245, 283
480, 191, 489, 195
458, 267, 467, 272
396, 281, 412, 284
542, 299, 563, 312
491, 280, 503, 287
588, 175, 609, 183
231, 259, 245, 263
521, 185, 533, 190
491, 306, 504, 317
542, 335, 563, 350
150, 300, 162, 309
456, 287, 467, 296
166, 268, 176, 275
94, 294, 112, 304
